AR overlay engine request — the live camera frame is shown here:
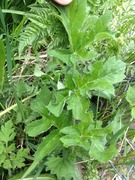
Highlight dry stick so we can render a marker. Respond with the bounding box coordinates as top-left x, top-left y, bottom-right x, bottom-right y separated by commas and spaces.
0, 92, 39, 117
126, 138, 135, 179
109, 160, 127, 180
